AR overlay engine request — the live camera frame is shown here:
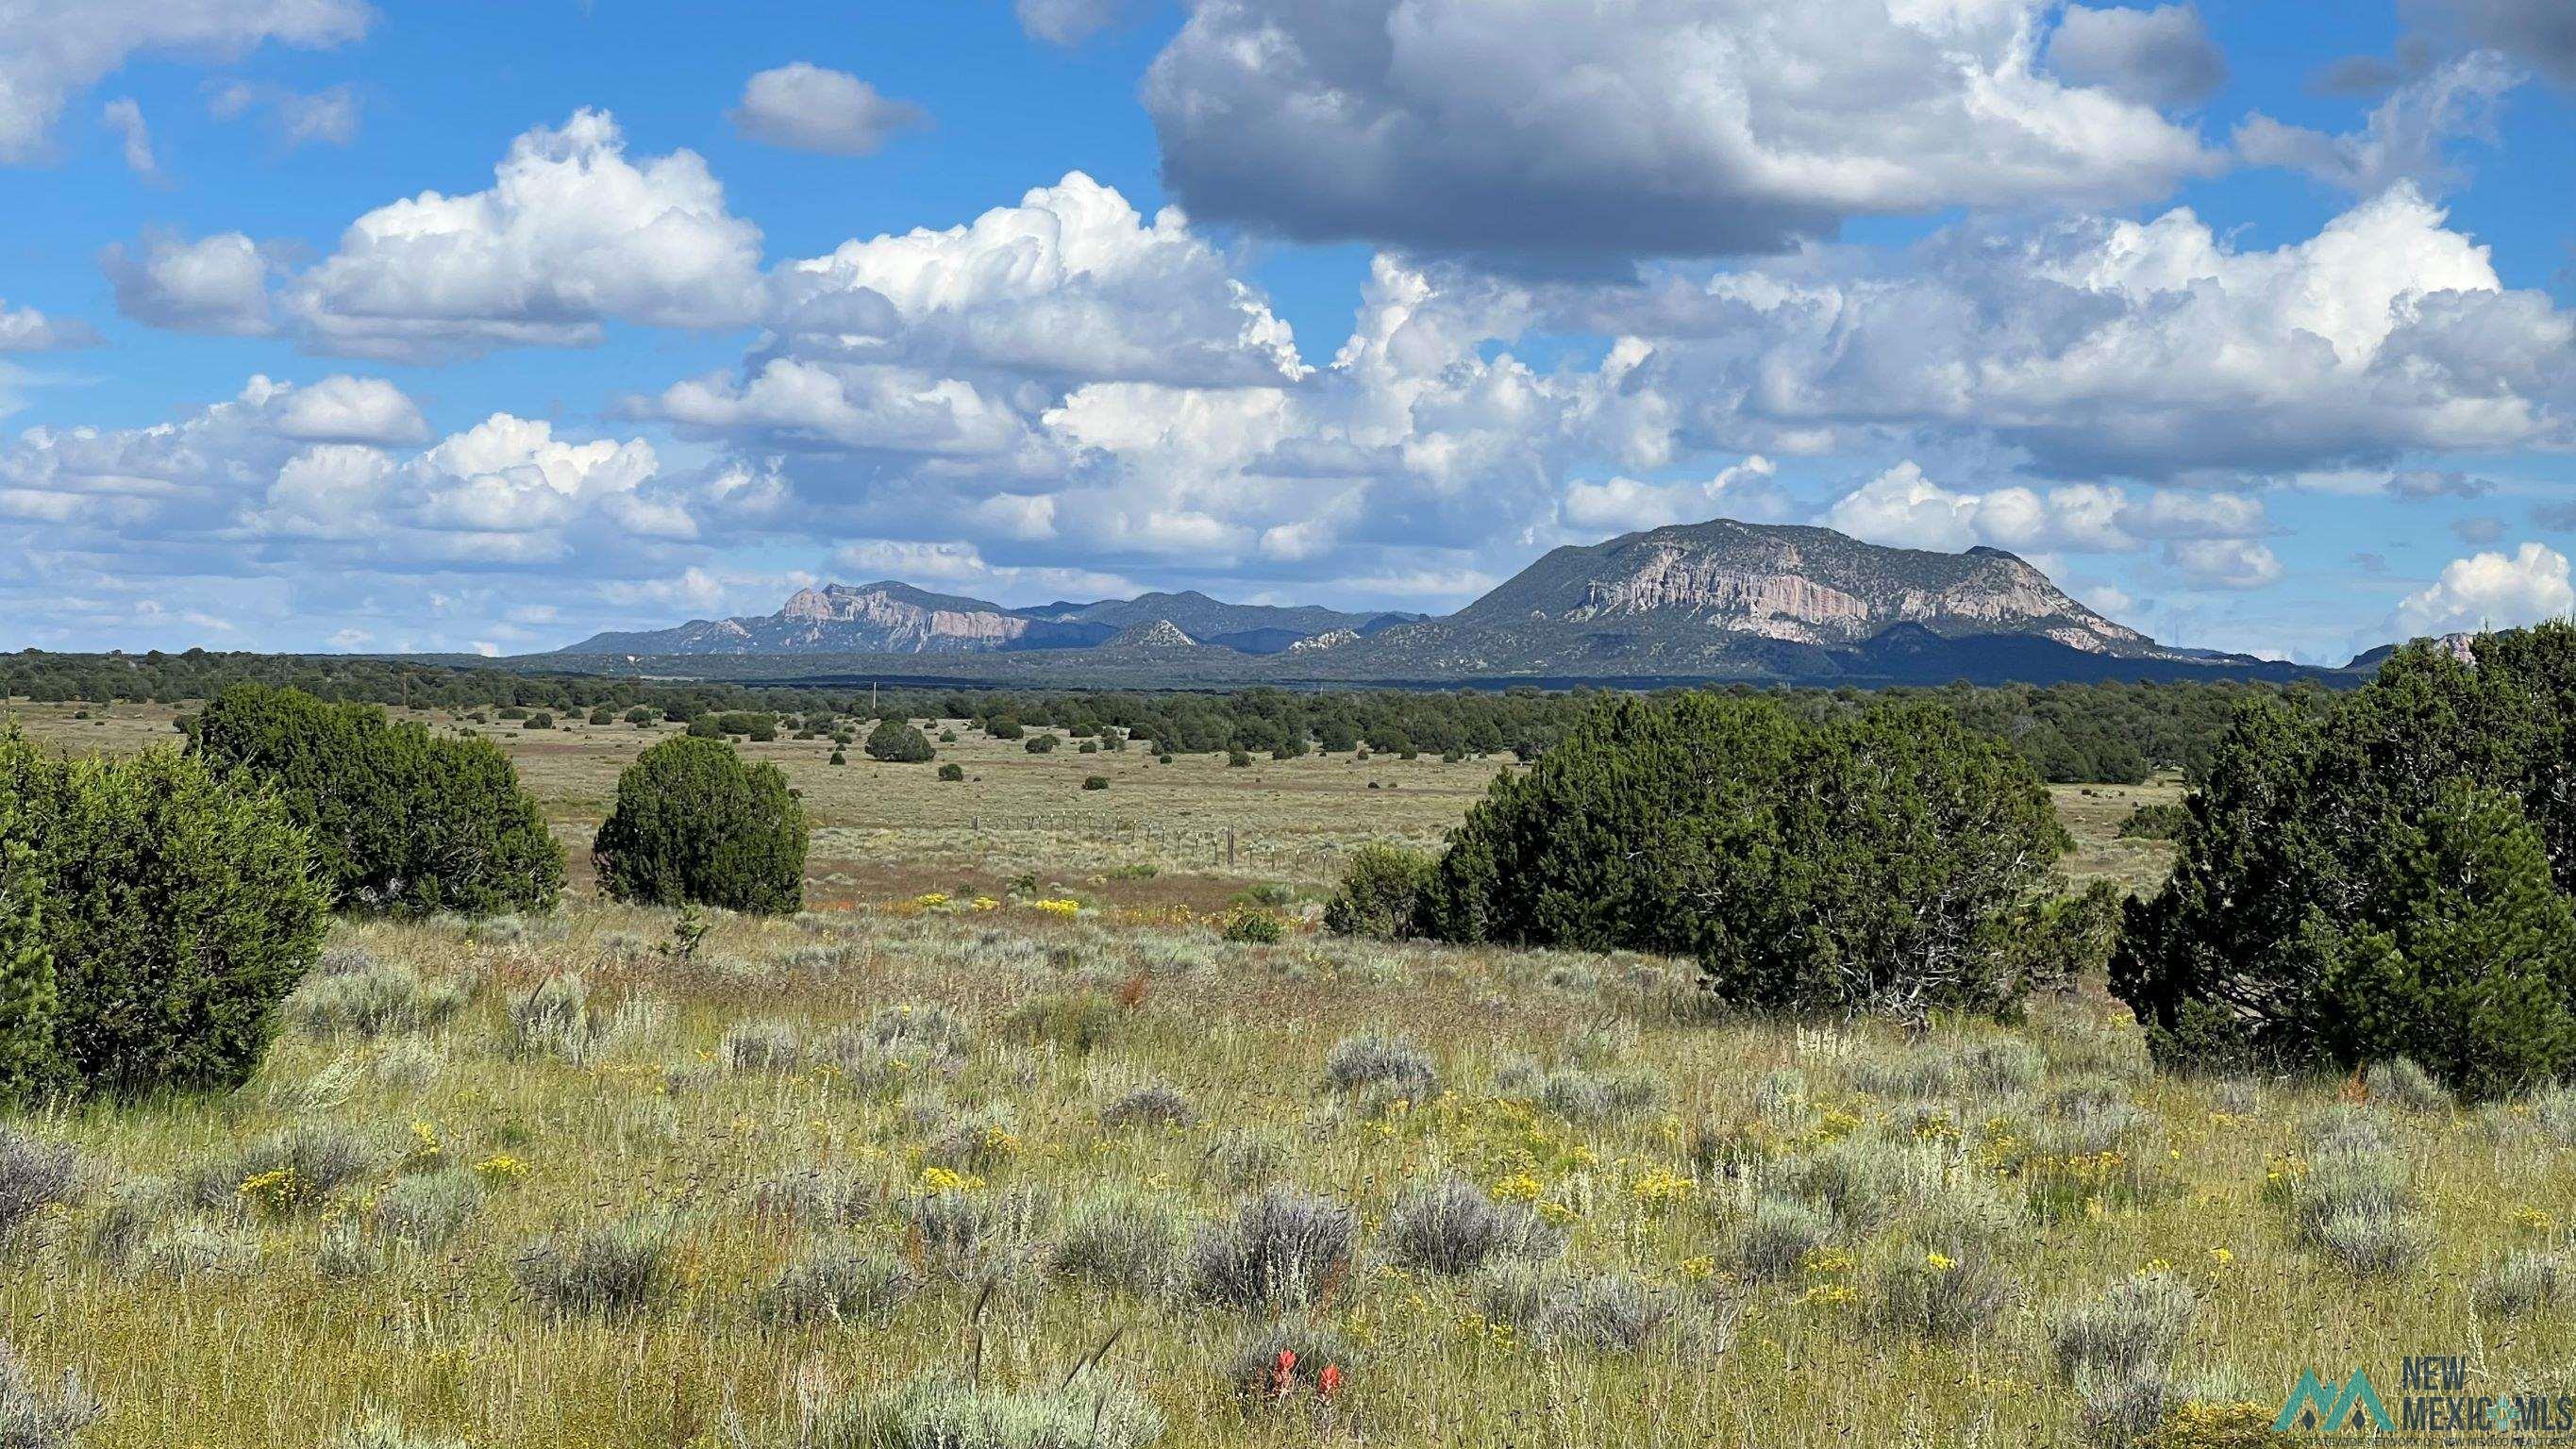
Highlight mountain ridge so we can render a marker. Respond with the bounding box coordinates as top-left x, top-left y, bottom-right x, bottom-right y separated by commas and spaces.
551, 516, 2306, 687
